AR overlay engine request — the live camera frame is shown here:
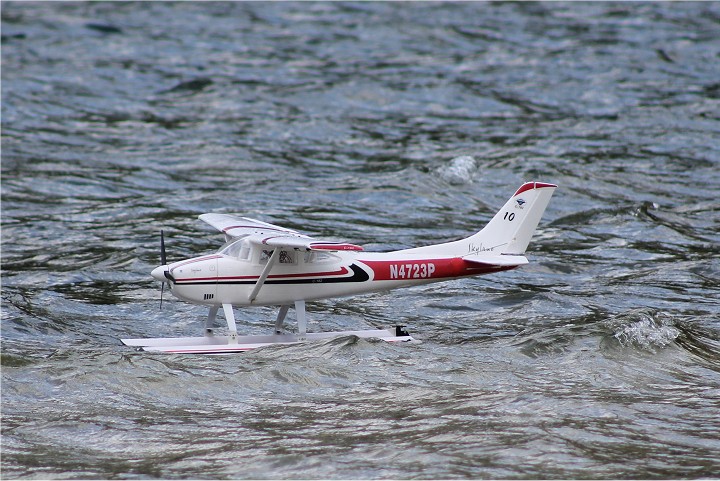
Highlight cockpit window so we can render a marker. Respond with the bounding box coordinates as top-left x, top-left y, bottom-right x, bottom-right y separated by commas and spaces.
220, 238, 250, 260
